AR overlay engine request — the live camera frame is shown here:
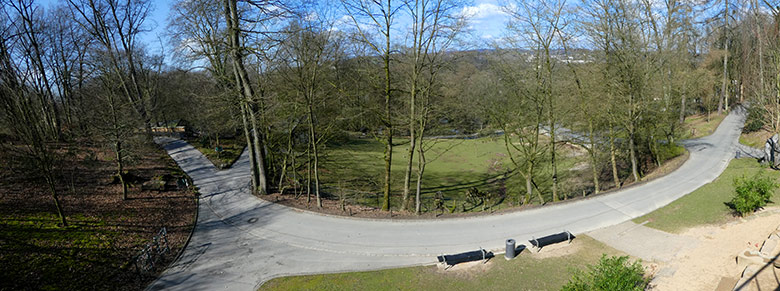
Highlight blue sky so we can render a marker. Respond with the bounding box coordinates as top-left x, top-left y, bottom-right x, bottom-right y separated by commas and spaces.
36, 0, 508, 58
459, 0, 510, 43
